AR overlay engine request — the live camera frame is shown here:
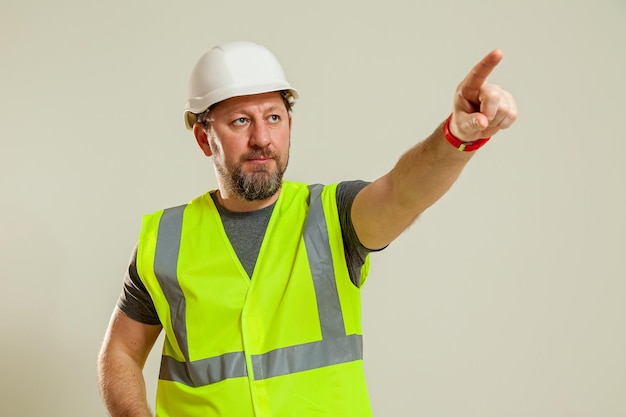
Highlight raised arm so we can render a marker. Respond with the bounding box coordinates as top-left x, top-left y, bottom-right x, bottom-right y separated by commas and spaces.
352, 49, 517, 250
97, 308, 162, 417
